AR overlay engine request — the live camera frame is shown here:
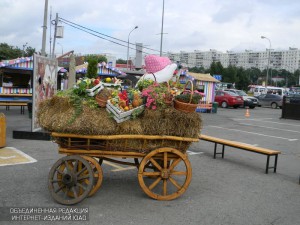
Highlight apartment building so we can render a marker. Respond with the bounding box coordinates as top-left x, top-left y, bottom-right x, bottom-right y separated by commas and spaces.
167, 48, 300, 73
